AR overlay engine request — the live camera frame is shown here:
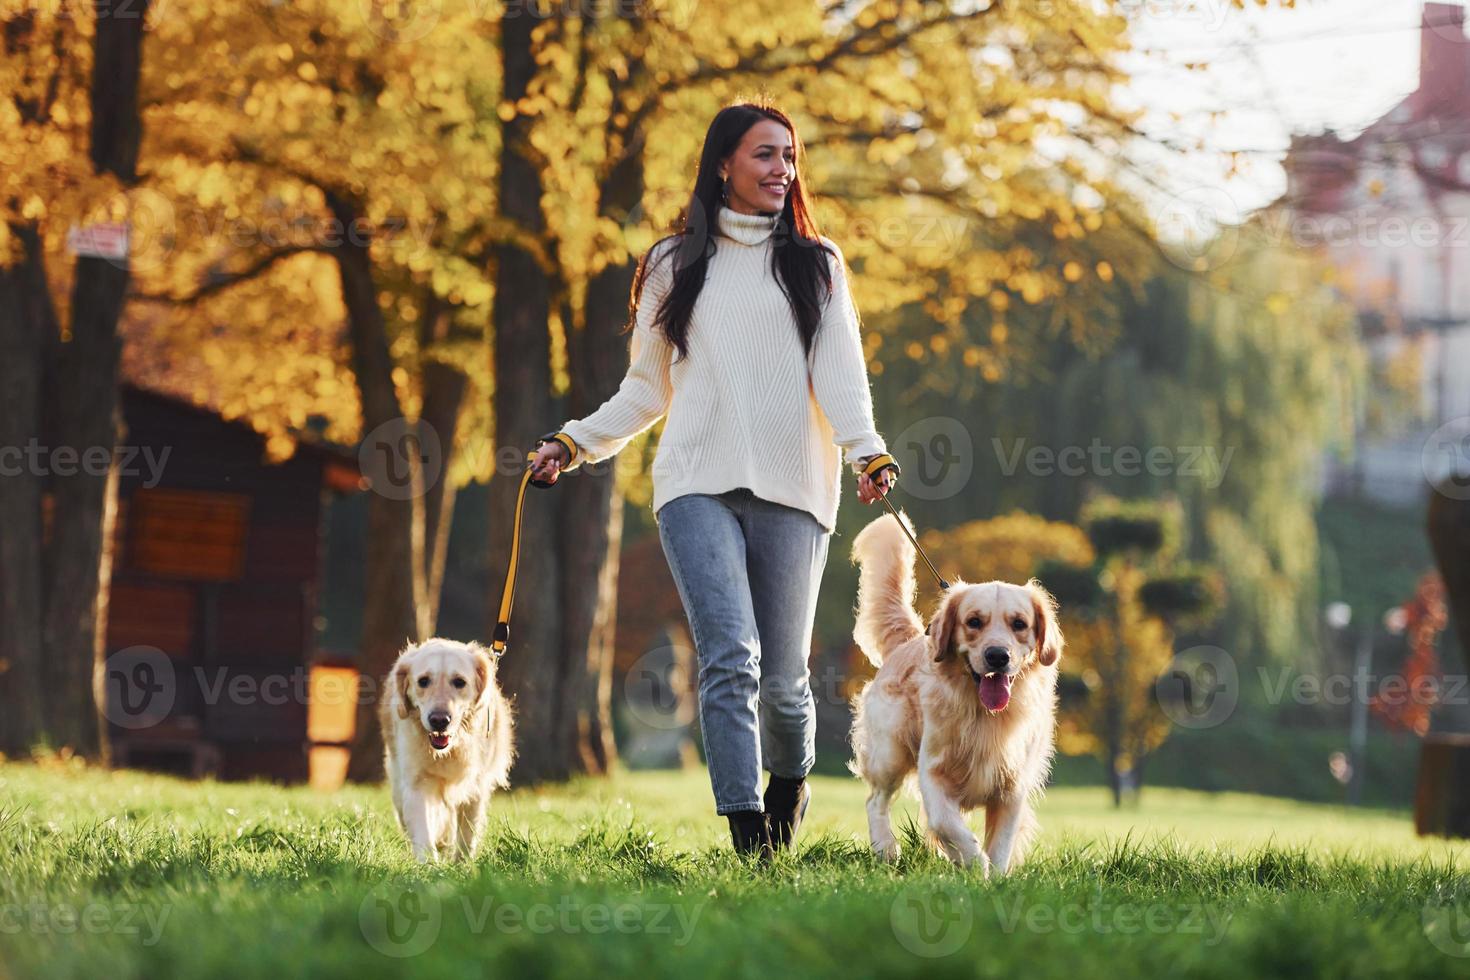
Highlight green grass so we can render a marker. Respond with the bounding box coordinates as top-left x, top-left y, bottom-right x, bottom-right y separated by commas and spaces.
2, 762, 1469, 979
